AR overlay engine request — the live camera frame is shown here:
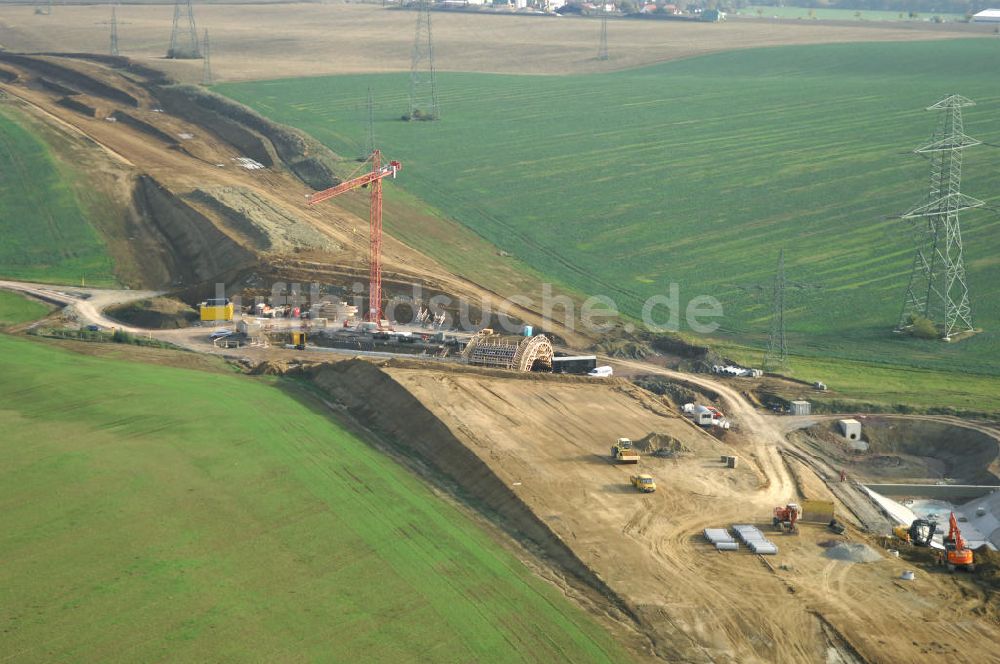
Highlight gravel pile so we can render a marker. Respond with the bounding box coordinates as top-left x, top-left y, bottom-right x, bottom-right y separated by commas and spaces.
824, 543, 882, 563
